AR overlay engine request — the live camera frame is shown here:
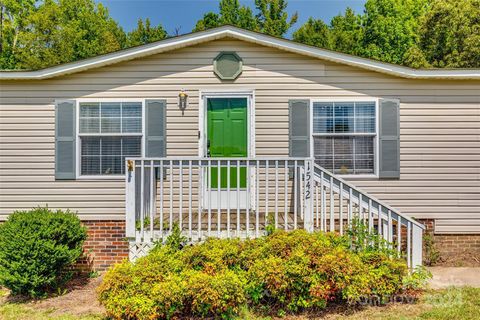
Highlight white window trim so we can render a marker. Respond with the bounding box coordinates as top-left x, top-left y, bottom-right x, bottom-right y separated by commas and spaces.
310, 98, 380, 179
75, 98, 146, 180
